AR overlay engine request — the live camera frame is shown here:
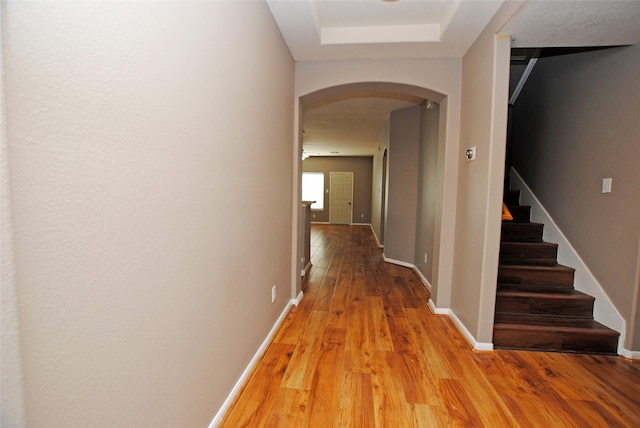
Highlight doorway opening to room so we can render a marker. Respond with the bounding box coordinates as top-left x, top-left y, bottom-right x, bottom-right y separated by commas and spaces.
296, 82, 453, 308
